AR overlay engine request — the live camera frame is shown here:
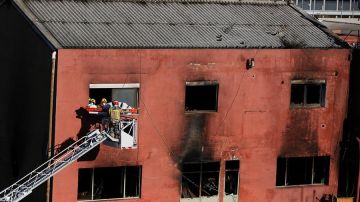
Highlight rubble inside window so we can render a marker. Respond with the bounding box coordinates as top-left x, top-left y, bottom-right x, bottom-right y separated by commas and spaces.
290, 80, 326, 107
276, 156, 330, 186
185, 81, 218, 112
77, 166, 142, 200
181, 162, 220, 199
225, 160, 239, 196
